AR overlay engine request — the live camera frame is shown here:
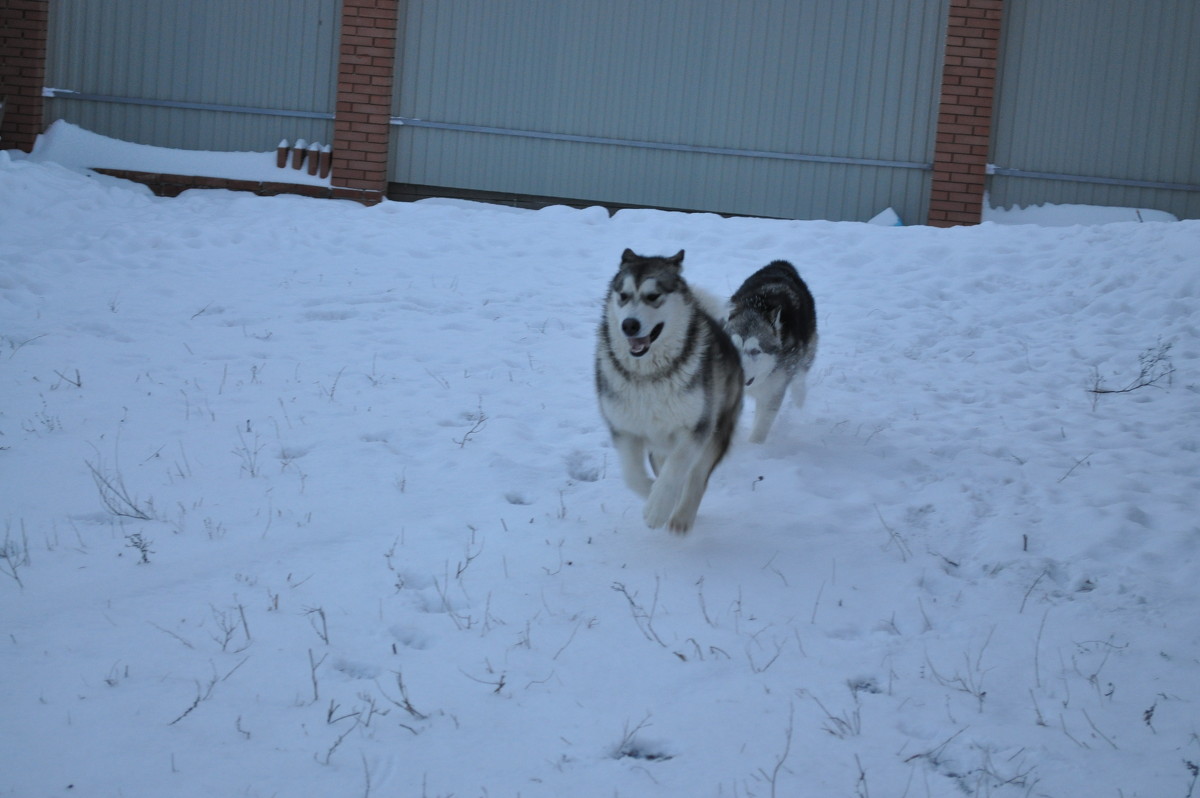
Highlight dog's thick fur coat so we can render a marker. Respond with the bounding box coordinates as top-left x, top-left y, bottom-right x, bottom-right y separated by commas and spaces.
727, 260, 818, 443
595, 249, 744, 533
